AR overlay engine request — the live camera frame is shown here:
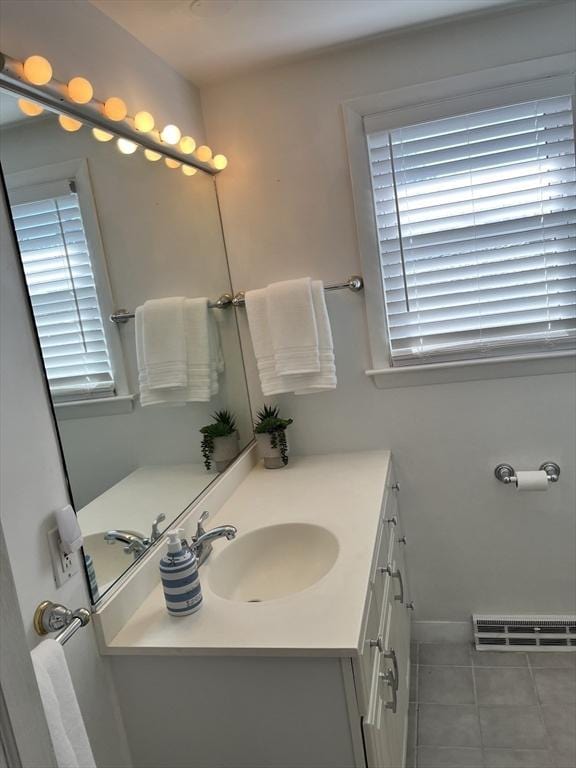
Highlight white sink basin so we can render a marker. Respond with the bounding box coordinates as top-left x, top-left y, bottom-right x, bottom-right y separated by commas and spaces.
83, 532, 134, 594
207, 523, 339, 602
